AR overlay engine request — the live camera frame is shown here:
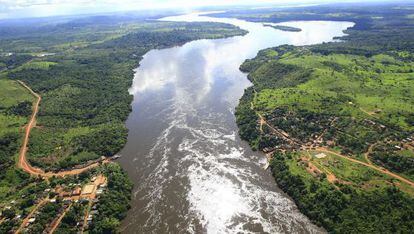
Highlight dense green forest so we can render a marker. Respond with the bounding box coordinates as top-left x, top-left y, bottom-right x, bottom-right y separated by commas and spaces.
234, 2, 414, 233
